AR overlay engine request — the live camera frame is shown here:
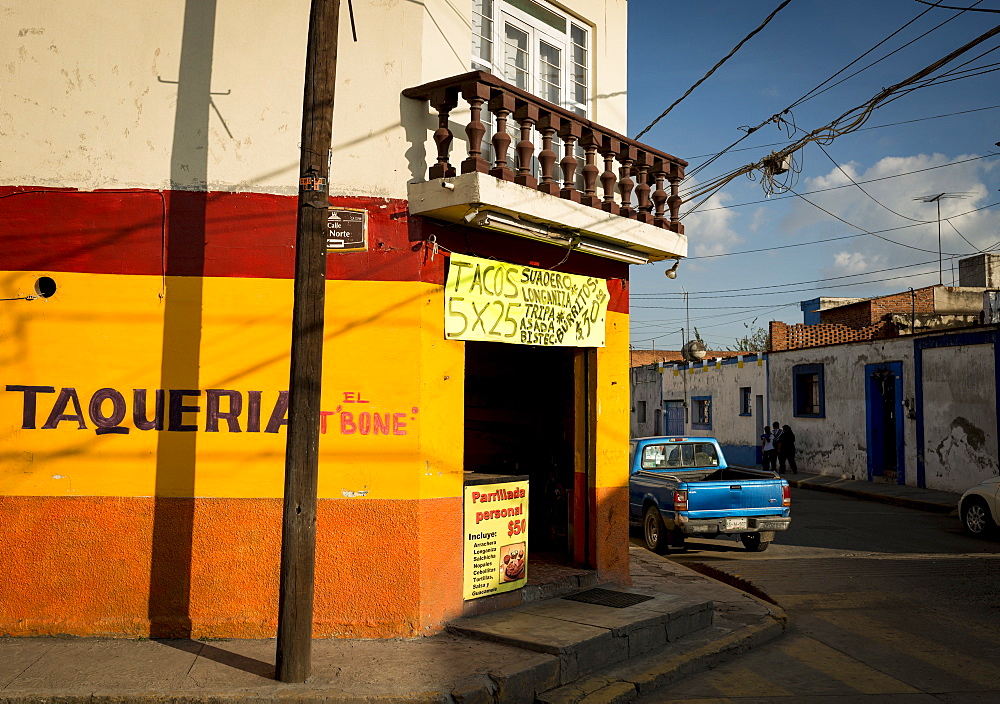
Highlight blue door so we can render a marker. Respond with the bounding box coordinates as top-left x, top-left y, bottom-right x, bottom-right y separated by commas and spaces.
865, 362, 905, 484
664, 401, 685, 435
